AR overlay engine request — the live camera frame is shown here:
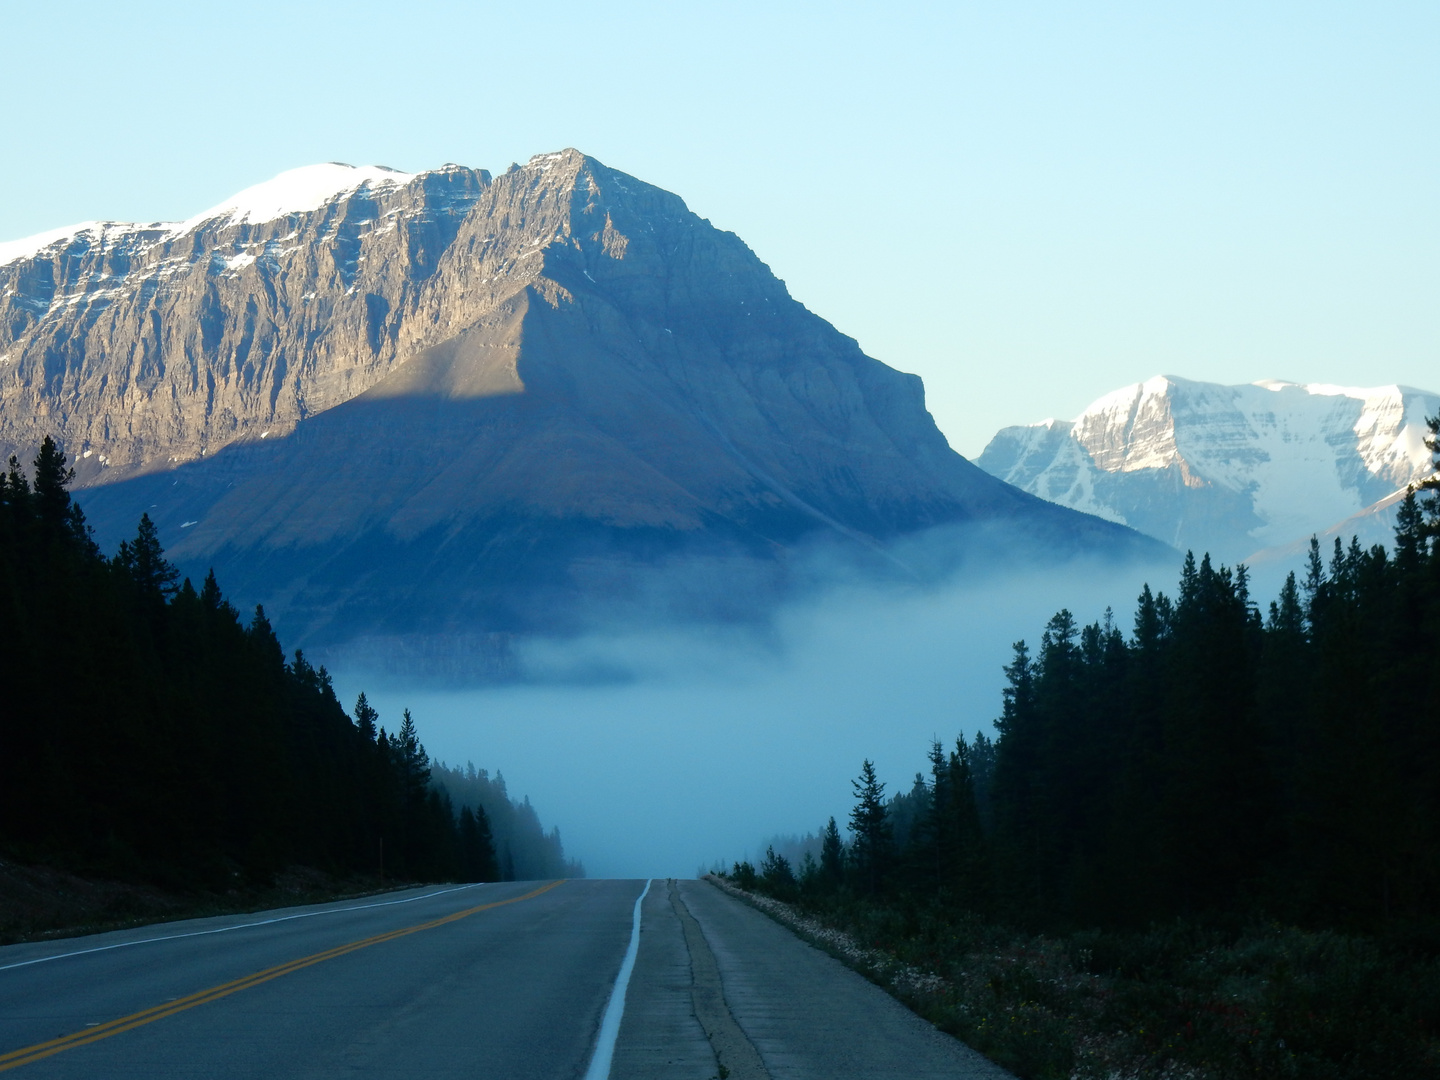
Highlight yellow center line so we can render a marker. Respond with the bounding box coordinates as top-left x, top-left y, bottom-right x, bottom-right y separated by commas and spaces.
0, 879, 566, 1073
